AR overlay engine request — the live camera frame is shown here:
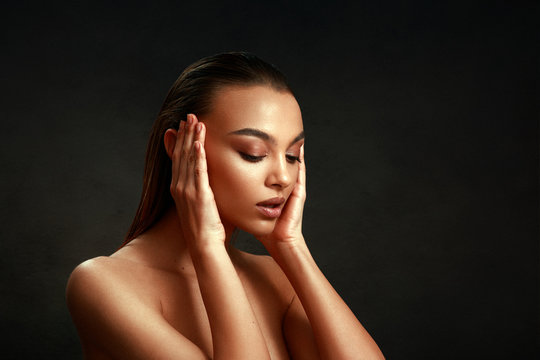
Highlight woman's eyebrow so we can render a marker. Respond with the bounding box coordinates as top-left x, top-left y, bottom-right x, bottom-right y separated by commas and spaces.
227, 128, 305, 147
